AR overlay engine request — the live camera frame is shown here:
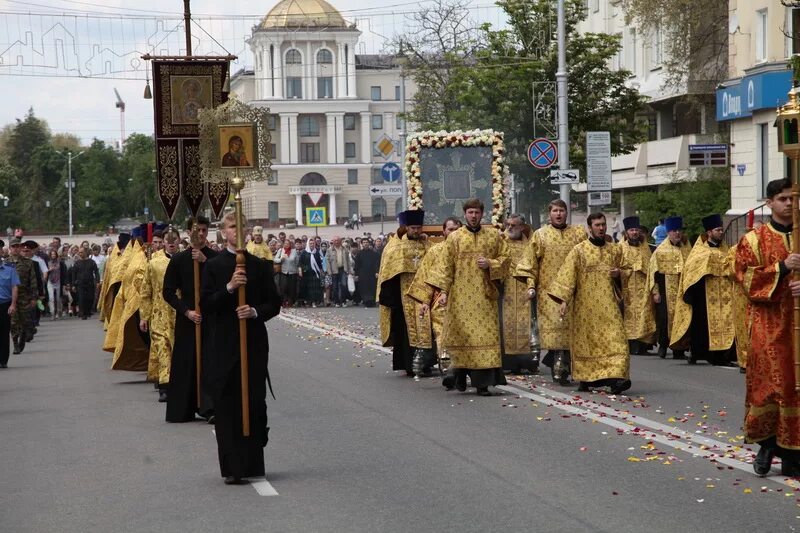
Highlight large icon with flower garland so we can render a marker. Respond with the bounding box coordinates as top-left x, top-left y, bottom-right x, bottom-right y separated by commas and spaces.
404, 129, 509, 228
